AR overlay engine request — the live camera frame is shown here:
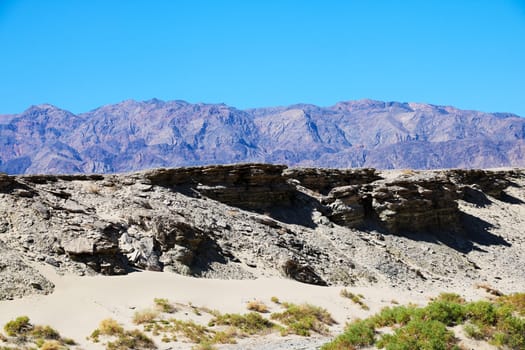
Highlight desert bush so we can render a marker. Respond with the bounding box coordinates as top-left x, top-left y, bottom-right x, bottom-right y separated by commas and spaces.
271, 296, 280, 304
492, 315, 525, 349
499, 293, 525, 315
106, 329, 155, 350
323, 293, 525, 350
271, 302, 335, 336
376, 319, 457, 349
371, 305, 419, 327
3, 316, 32, 336
322, 319, 375, 349
31, 325, 60, 340
133, 309, 159, 325
434, 292, 465, 304
98, 318, 124, 336
154, 298, 175, 313
90, 329, 101, 342
464, 300, 497, 326
210, 312, 275, 335
420, 300, 465, 326
246, 300, 269, 313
